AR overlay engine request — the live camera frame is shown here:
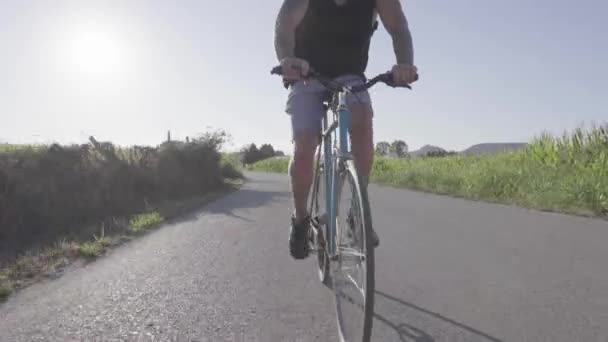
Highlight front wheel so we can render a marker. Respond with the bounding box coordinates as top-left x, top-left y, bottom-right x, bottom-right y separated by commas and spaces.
309, 161, 331, 286
333, 160, 375, 342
